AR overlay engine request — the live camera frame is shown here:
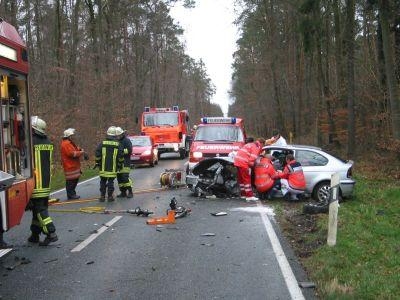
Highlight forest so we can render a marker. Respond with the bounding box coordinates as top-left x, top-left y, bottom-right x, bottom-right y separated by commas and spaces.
0, 0, 399, 162
230, 0, 400, 160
